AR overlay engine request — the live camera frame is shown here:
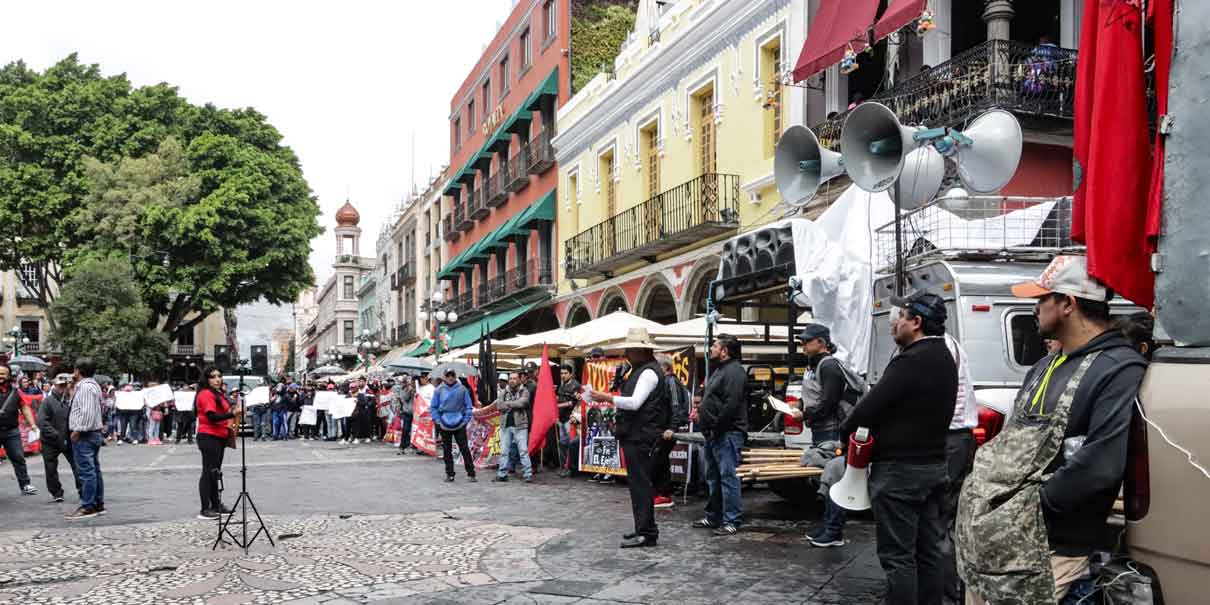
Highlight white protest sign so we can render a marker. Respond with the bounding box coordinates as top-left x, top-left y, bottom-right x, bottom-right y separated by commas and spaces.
299, 405, 317, 425
174, 391, 196, 412
244, 386, 271, 407
143, 384, 174, 406
313, 390, 340, 410
115, 391, 146, 411
328, 397, 356, 419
